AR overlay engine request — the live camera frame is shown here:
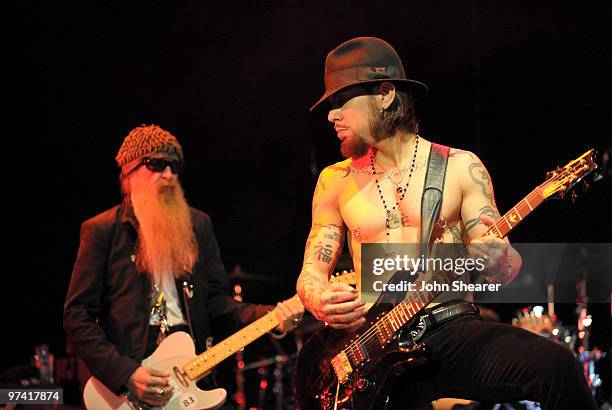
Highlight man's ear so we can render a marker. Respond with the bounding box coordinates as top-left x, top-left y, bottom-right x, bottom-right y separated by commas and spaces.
120, 174, 131, 195
378, 81, 396, 110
